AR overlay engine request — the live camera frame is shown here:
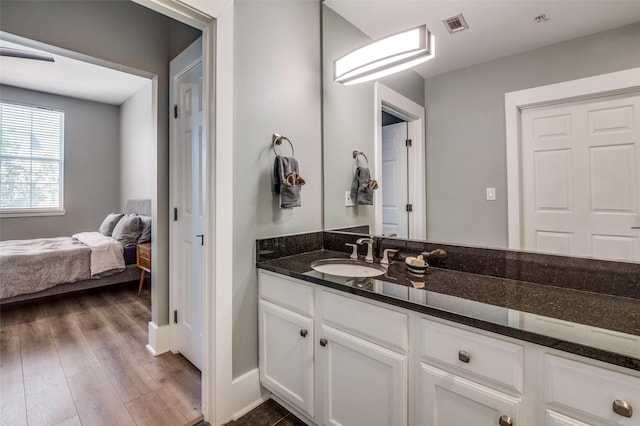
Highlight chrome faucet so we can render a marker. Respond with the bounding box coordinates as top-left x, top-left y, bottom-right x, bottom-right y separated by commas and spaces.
356, 237, 375, 262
